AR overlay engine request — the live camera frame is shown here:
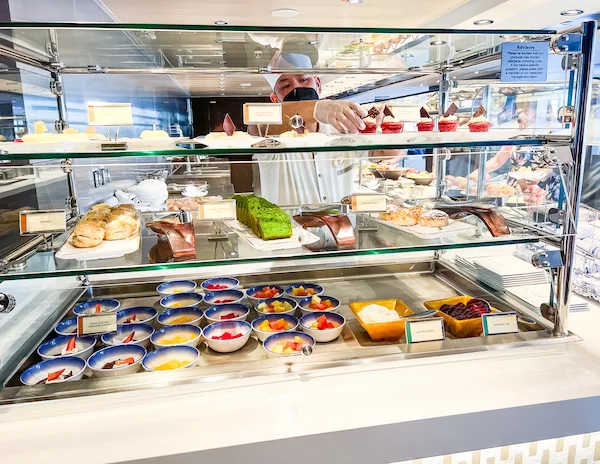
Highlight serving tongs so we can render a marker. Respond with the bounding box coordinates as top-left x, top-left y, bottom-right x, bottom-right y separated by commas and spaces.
434, 202, 511, 237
